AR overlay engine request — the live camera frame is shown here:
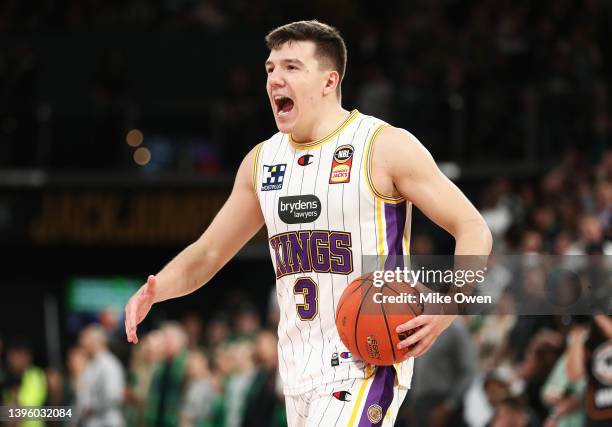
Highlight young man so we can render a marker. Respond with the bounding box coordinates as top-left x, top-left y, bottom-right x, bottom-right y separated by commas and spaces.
125, 20, 492, 426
